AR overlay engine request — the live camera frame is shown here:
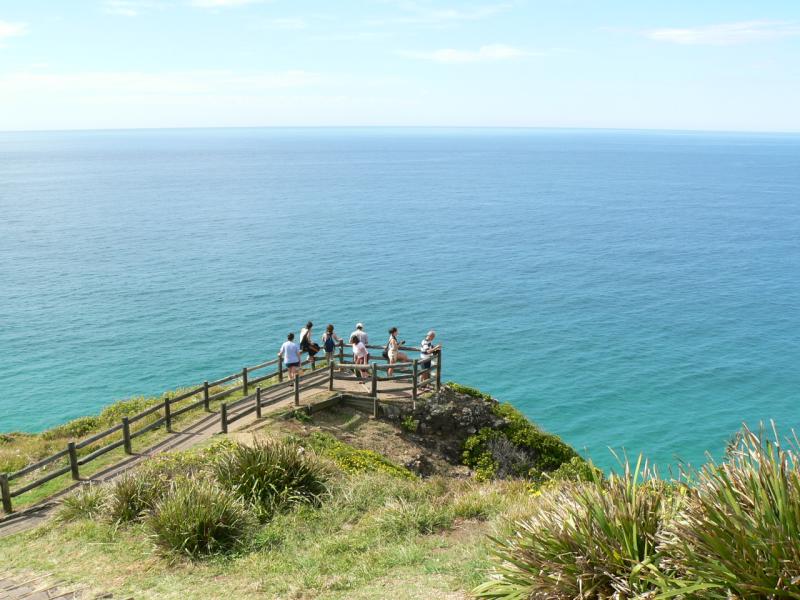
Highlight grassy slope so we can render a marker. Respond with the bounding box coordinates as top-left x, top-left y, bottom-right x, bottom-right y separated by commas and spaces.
0, 368, 296, 509
0, 403, 538, 599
